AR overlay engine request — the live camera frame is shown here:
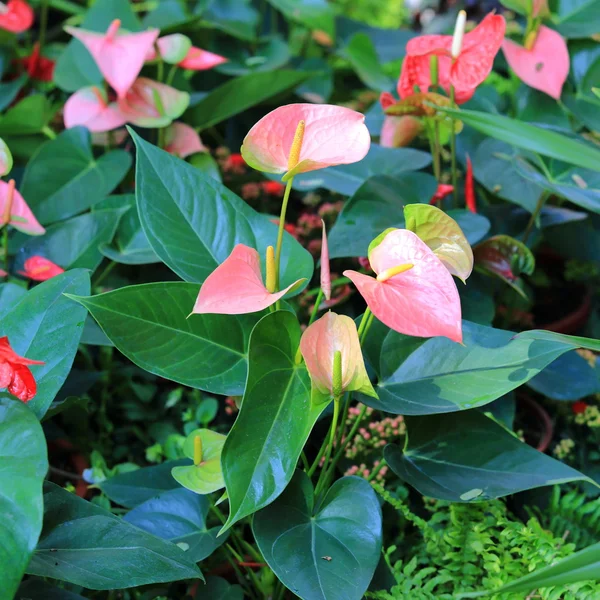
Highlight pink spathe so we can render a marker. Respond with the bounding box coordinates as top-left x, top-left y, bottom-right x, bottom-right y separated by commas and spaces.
502, 26, 569, 100
193, 244, 304, 315
65, 19, 158, 98
179, 47, 228, 70
0, 181, 44, 235
64, 87, 127, 133
300, 312, 377, 404
344, 229, 463, 343
241, 104, 371, 178
165, 122, 207, 158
